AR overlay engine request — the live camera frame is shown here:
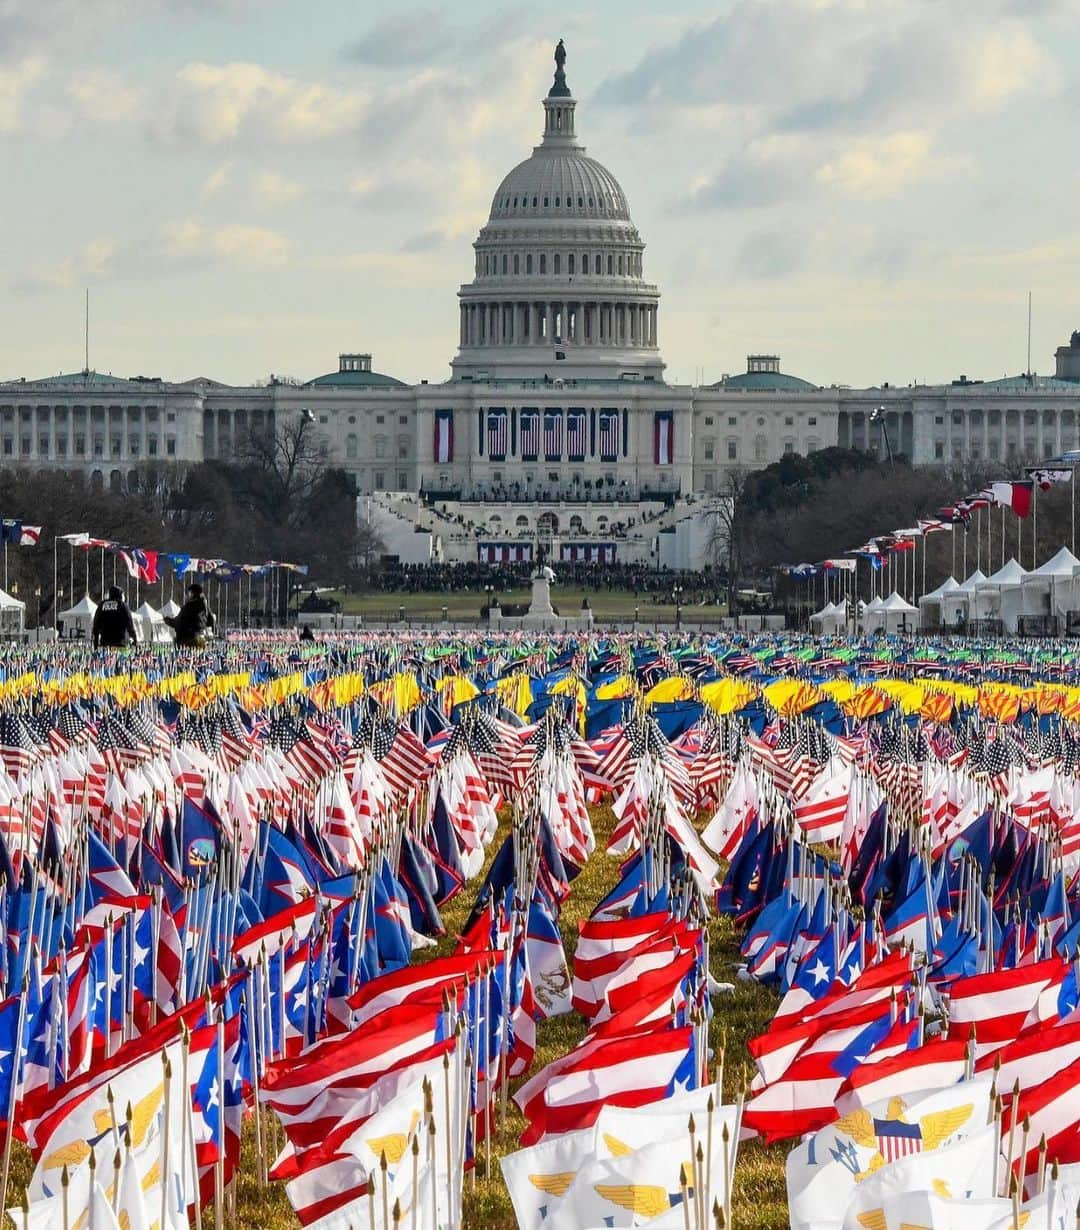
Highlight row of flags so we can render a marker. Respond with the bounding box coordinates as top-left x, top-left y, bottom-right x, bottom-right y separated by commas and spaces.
4, 628, 1080, 1226
782, 465, 1075, 580
56, 531, 309, 586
